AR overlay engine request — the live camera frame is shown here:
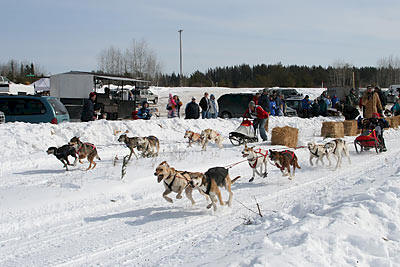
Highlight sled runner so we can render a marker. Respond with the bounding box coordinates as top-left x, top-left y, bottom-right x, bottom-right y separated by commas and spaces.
354, 129, 382, 154
229, 119, 258, 146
